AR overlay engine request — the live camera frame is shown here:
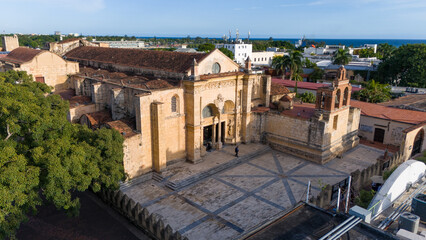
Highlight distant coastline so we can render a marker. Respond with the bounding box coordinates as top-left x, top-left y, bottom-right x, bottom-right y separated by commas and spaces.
136, 37, 426, 47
